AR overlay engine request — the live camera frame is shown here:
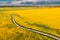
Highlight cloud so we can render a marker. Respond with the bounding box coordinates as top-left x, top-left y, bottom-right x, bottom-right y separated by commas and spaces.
22, 0, 38, 2
21, 0, 60, 2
